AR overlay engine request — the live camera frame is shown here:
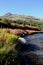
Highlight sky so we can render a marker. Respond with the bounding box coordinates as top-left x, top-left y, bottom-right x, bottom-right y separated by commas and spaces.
0, 0, 43, 18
